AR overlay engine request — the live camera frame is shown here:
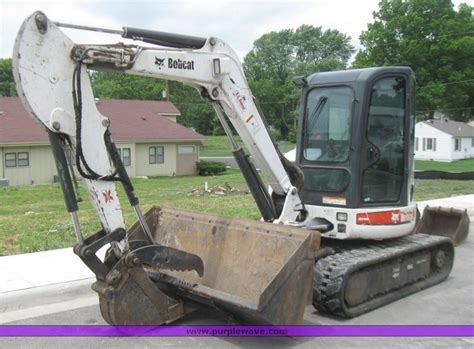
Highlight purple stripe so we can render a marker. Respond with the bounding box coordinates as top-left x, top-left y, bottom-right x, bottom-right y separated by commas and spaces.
0, 326, 473, 337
